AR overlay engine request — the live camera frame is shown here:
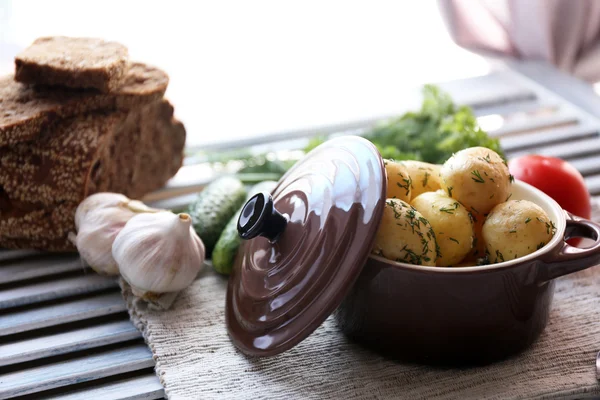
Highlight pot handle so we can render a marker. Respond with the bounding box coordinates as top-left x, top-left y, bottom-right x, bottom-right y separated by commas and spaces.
539, 211, 600, 281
